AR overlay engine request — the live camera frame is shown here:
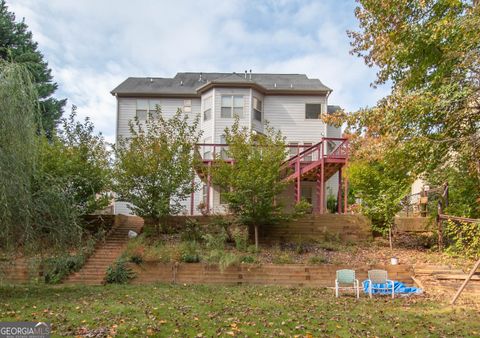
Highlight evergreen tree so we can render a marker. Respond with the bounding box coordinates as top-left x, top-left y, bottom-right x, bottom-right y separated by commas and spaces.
0, 0, 65, 134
